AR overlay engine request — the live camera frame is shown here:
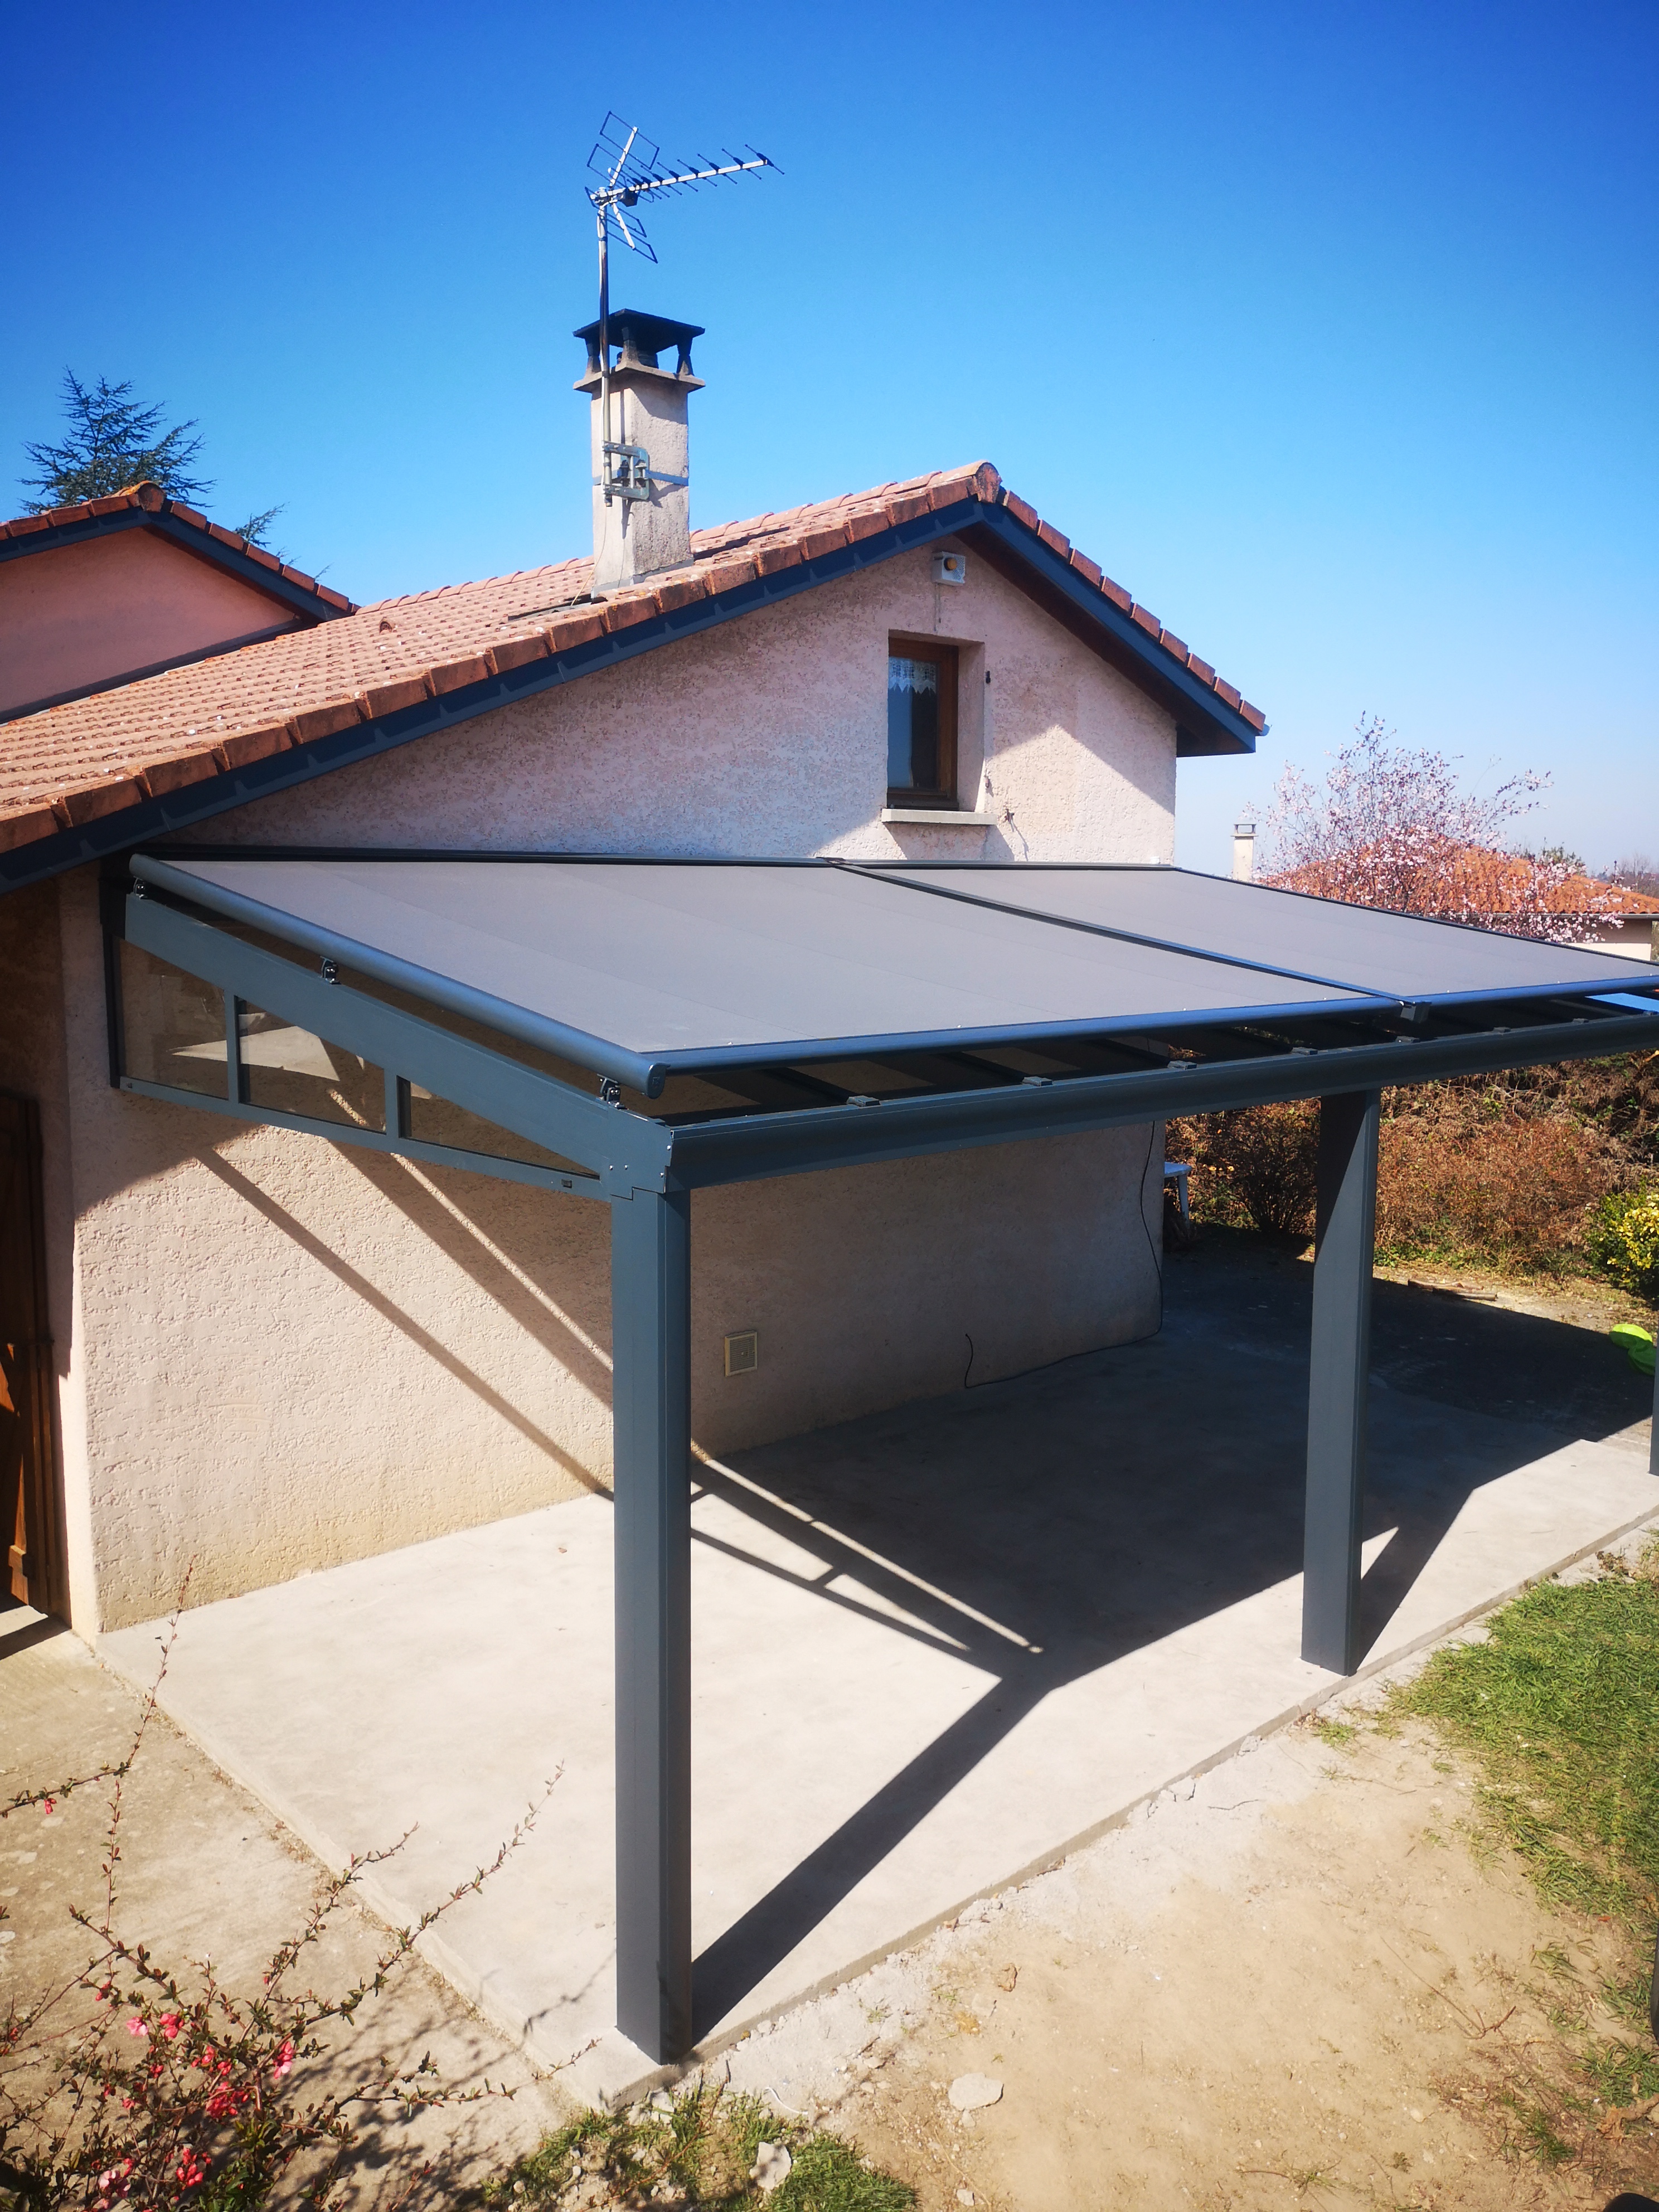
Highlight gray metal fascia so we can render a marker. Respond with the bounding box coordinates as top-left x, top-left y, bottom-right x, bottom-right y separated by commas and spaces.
971, 507, 1260, 755
123, 894, 672, 1190
128, 853, 667, 1096
638, 998, 1396, 1084
664, 1006, 1659, 1189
